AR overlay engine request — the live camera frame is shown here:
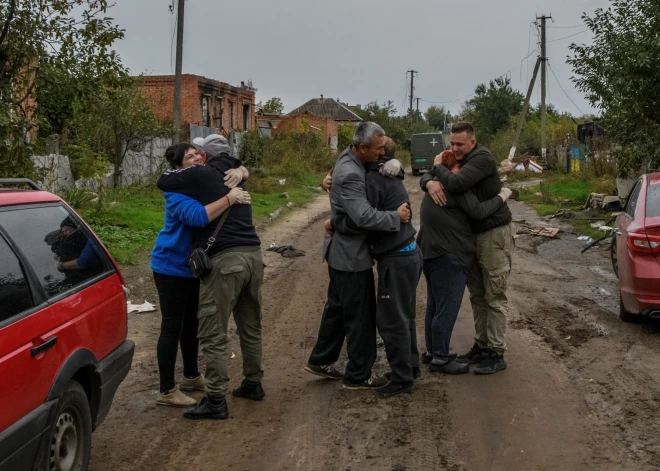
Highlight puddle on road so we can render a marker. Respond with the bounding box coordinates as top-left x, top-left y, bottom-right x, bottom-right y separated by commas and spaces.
590, 266, 618, 281
580, 285, 614, 298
